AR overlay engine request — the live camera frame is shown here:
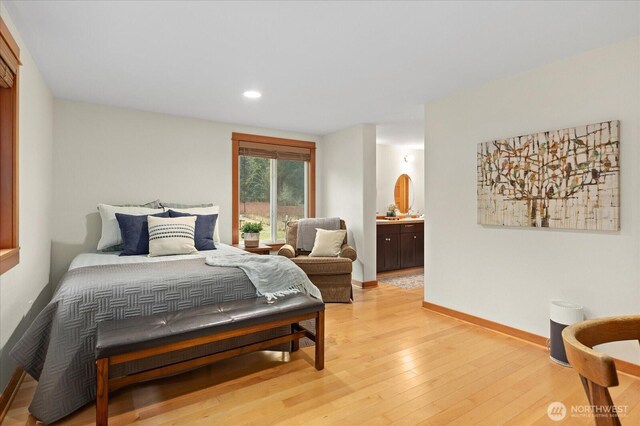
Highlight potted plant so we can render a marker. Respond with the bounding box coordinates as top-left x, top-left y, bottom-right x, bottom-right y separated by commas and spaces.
240, 222, 263, 248
387, 203, 397, 217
